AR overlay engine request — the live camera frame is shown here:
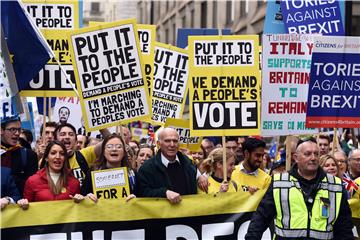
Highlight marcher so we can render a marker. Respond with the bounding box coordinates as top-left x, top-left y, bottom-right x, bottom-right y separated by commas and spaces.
245, 138, 354, 240
1, 116, 38, 195
22, 141, 80, 202
319, 154, 340, 177
318, 133, 330, 156
199, 148, 237, 194
137, 128, 198, 204
81, 134, 136, 200
136, 144, 155, 171
333, 150, 348, 177
232, 138, 271, 194
53, 123, 109, 185
35, 121, 57, 160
